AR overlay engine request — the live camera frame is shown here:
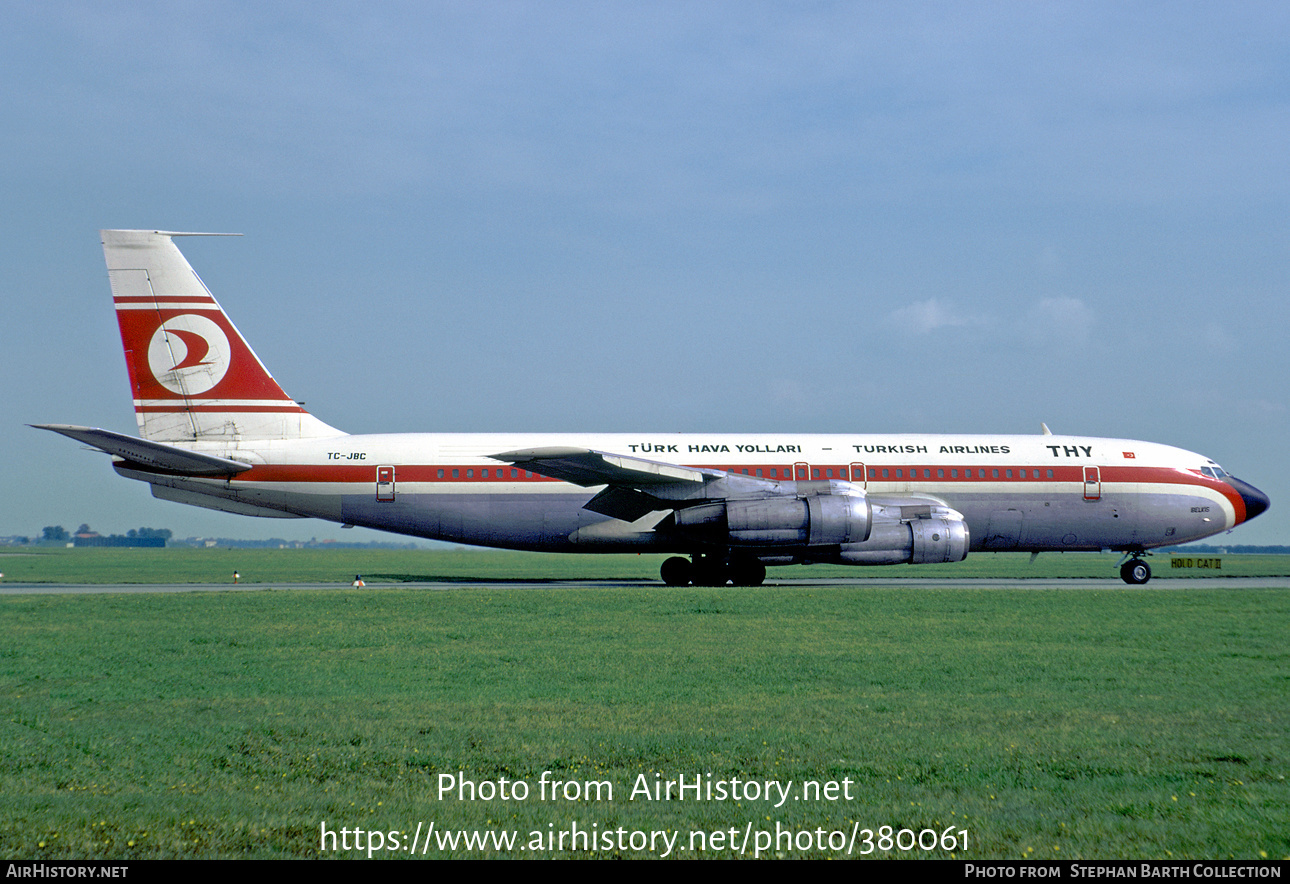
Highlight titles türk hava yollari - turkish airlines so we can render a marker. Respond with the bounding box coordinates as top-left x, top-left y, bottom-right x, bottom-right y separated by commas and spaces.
35, 230, 1269, 586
